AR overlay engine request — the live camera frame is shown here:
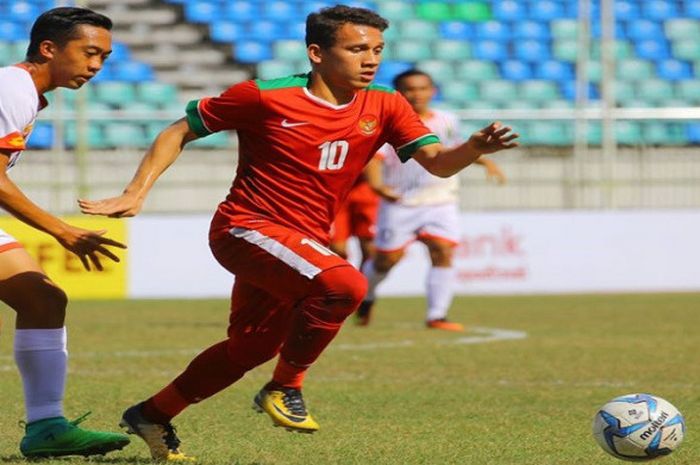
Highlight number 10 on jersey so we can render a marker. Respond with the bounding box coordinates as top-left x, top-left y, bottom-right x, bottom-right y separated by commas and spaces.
318, 140, 349, 171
